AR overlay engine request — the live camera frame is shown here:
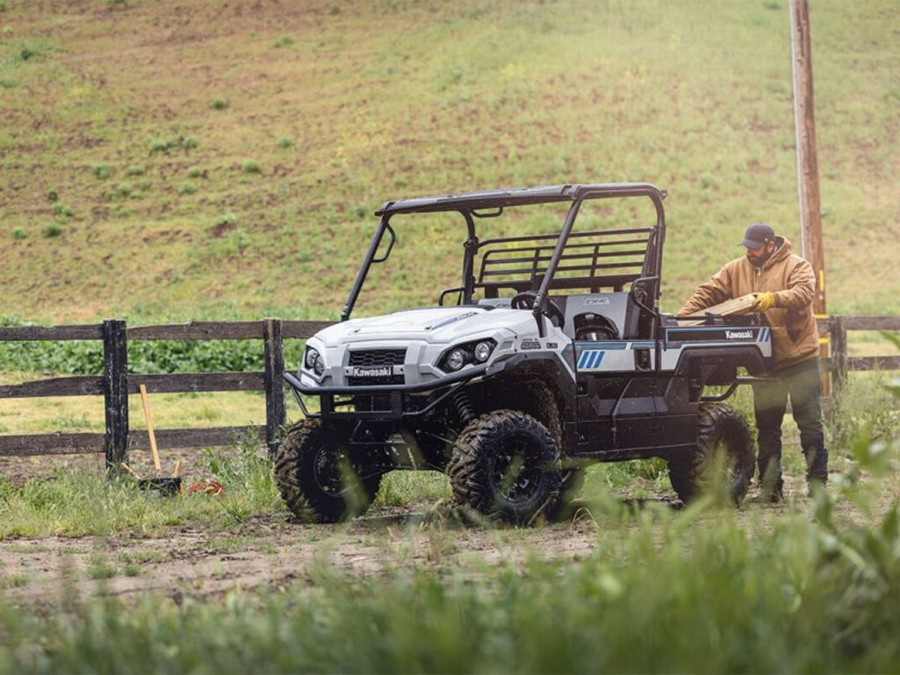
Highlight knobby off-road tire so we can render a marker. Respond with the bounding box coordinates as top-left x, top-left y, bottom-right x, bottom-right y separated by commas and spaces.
448, 410, 562, 525
668, 402, 754, 505
274, 418, 383, 523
